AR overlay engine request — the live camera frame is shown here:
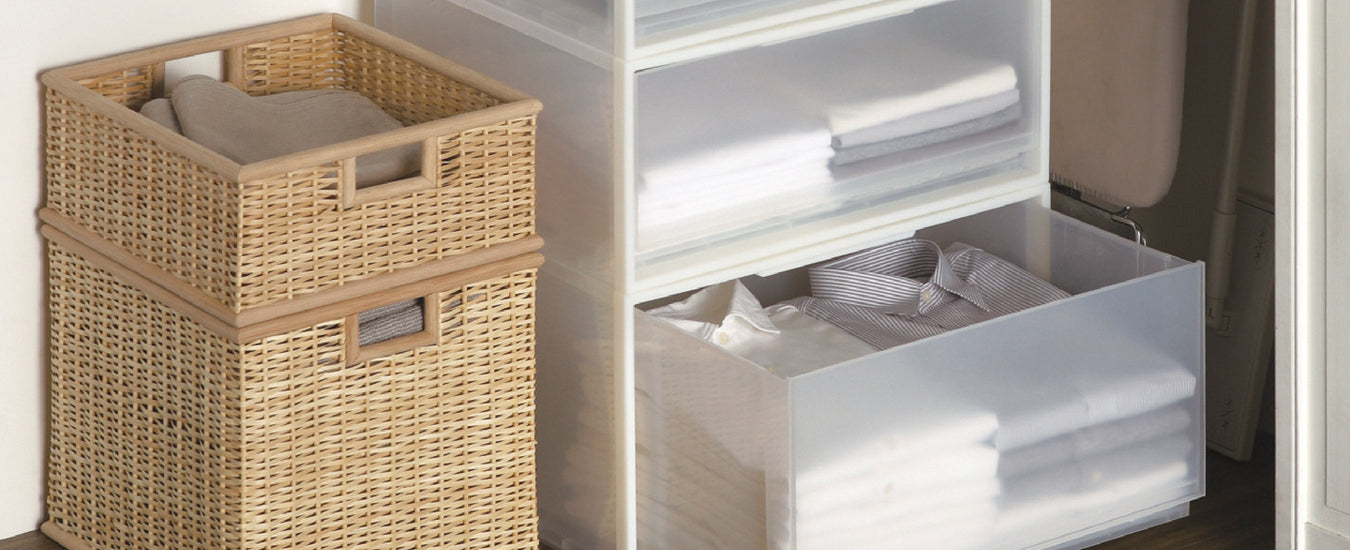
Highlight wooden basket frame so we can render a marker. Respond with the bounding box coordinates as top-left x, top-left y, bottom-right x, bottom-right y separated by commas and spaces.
41, 13, 542, 314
